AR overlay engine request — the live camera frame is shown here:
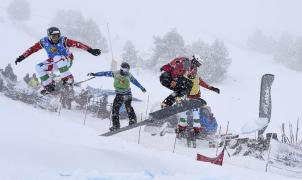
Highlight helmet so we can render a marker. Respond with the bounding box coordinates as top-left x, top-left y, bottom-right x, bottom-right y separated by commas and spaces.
191, 54, 202, 67
120, 62, 130, 75
47, 27, 61, 43
121, 62, 130, 69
